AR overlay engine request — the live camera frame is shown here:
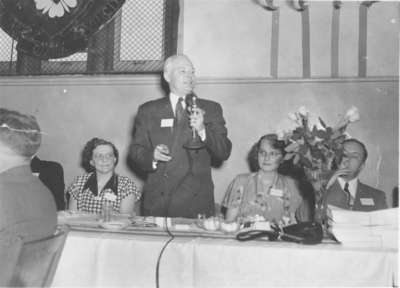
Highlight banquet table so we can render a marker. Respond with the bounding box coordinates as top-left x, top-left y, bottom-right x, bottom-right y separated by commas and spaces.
53, 213, 398, 287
